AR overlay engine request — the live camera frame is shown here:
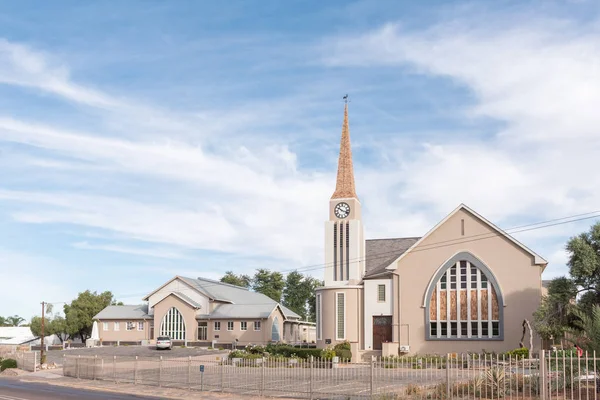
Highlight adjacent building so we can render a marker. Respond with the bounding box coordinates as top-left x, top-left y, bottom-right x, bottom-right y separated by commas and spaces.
94, 276, 314, 346
316, 104, 548, 357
